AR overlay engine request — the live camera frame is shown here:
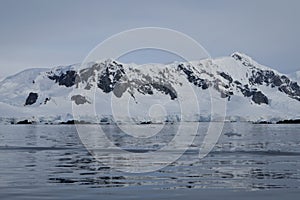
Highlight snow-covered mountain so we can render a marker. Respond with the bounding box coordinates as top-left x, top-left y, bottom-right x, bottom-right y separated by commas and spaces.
0, 52, 299, 124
